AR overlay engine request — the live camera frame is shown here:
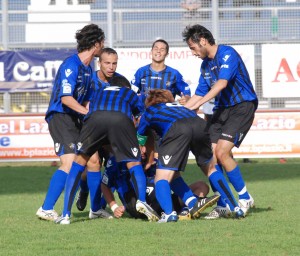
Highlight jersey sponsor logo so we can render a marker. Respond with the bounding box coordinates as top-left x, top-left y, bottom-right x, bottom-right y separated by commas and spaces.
102, 173, 109, 185
103, 86, 121, 91
77, 142, 83, 150
162, 155, 172, 165
166, 81, 171, 87
223, 54, 231, 62
220, 64, 229, 69
65, 69, 73, 77
62, 79, 71, 94
146, 186, 154, 195
55, 143, 60, 153
151, 76, 162, 80
131, 147, 139, 157
221, 133, 233, 139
